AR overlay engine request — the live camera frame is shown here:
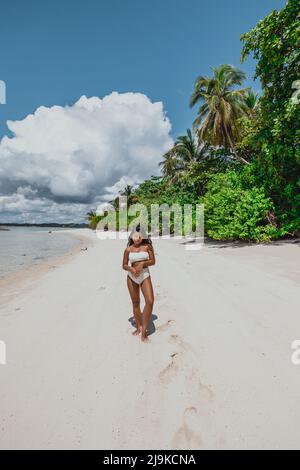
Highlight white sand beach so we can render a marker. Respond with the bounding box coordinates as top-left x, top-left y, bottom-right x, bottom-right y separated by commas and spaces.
0, 228, 300, 450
